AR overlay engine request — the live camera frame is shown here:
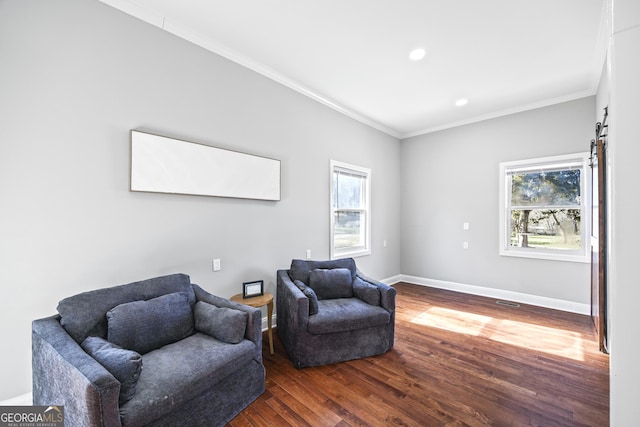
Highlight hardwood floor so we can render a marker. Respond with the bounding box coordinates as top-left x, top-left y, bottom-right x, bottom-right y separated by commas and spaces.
230, 282, 609, 427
